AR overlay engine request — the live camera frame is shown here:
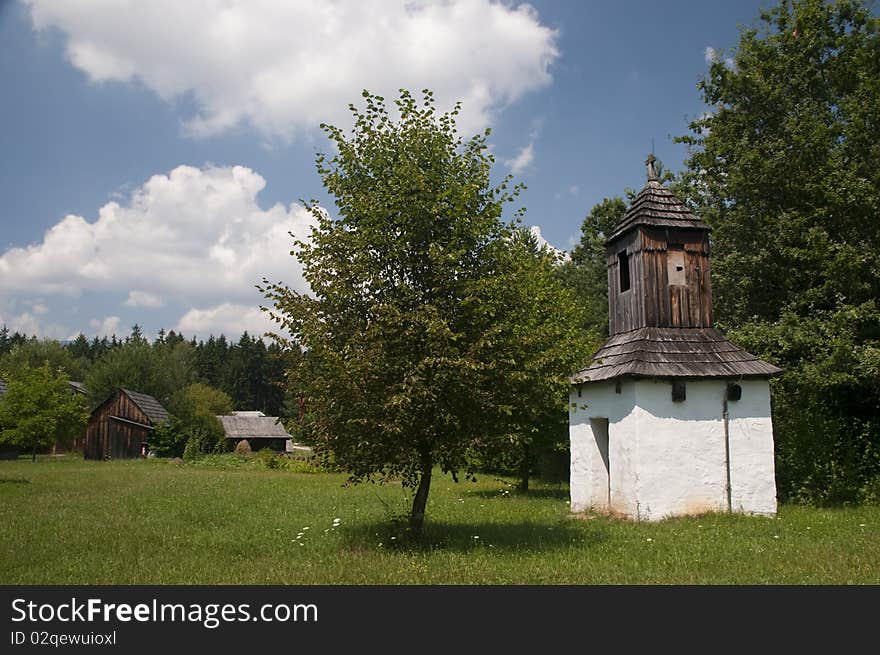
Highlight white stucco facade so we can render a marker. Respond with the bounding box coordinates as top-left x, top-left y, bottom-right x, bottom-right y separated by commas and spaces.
569, 378, 777, 521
